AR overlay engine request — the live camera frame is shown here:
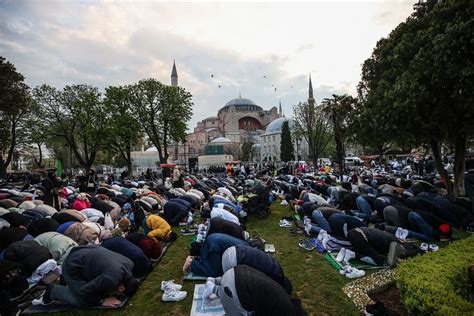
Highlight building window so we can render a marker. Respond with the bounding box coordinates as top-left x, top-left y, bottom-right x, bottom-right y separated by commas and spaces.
272, 135, 275, 142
